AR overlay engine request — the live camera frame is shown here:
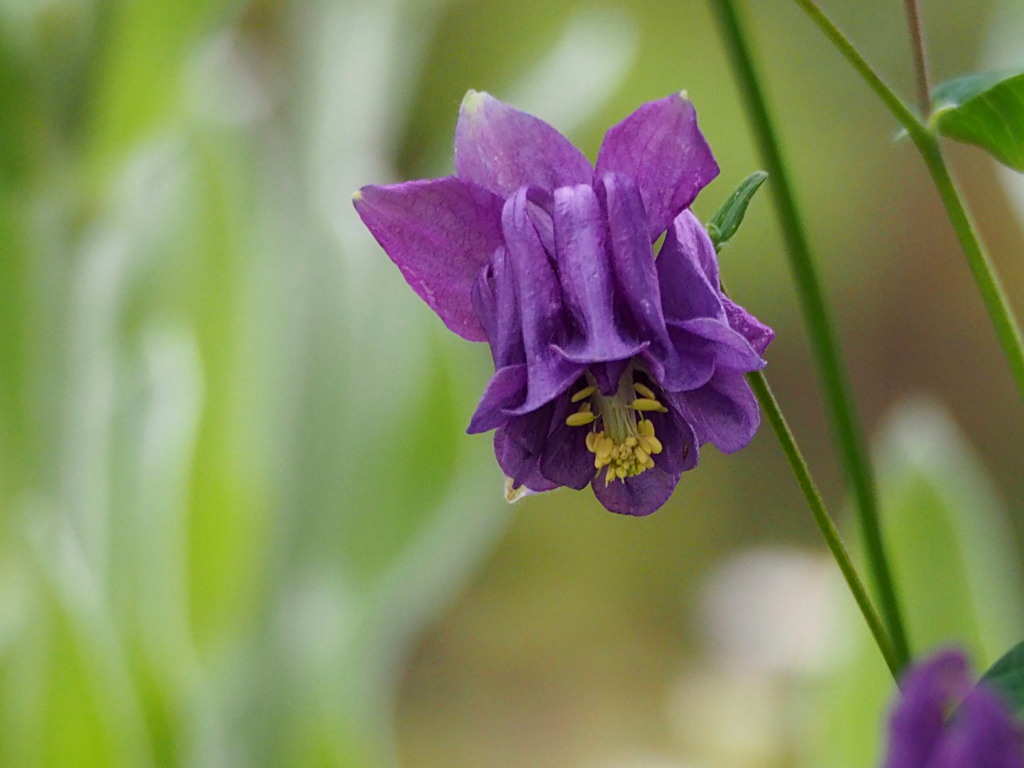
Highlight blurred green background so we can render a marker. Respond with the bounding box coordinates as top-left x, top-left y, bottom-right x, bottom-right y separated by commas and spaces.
2, 0, 1024, 766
